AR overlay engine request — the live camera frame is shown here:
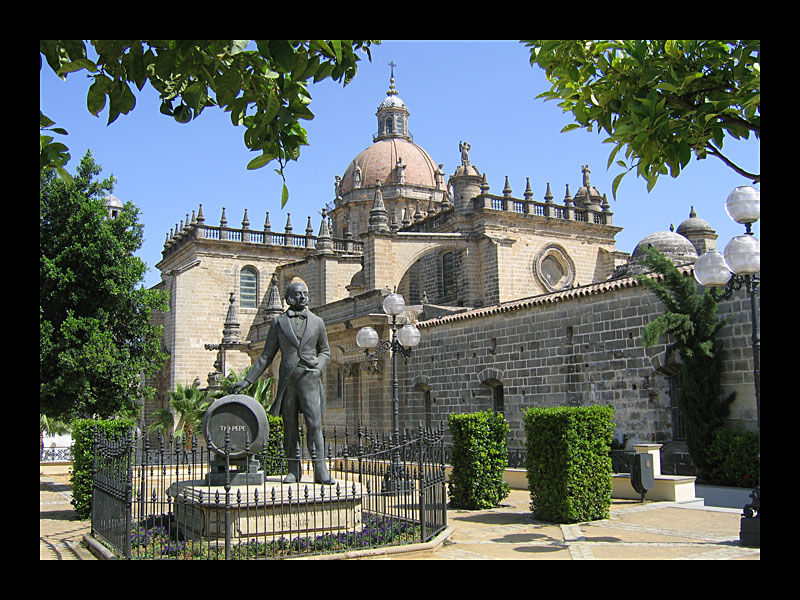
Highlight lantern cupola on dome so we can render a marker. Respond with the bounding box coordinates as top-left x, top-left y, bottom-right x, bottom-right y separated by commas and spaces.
374, 61, 411, 142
